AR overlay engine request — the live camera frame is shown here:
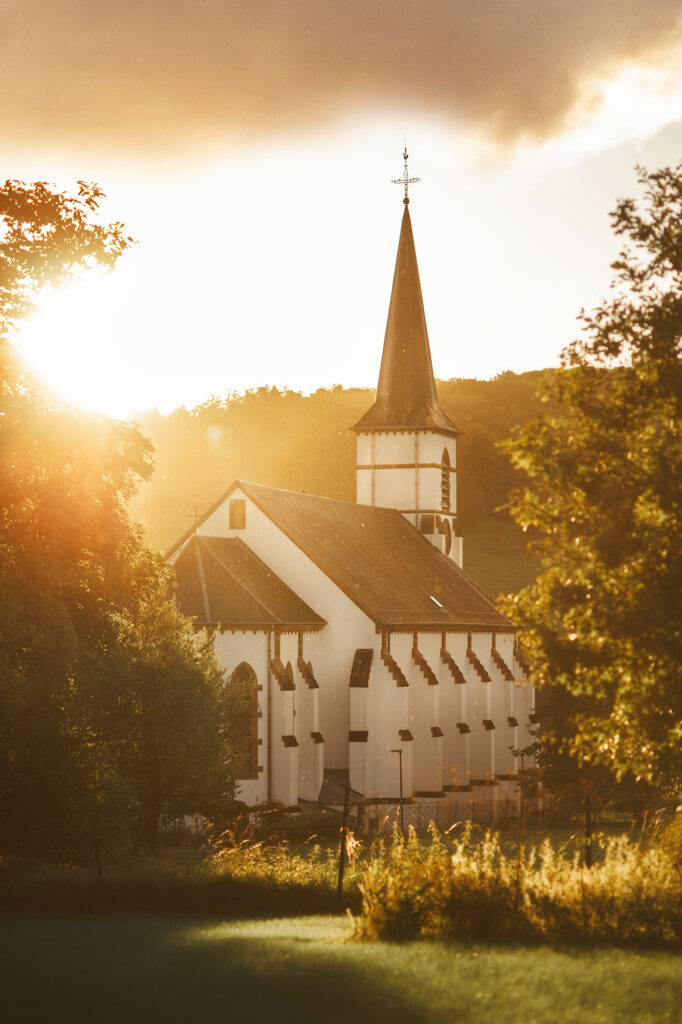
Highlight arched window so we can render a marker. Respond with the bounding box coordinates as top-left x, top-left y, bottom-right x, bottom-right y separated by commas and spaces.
441, 449, 451, 512
228, 663, 259, 780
